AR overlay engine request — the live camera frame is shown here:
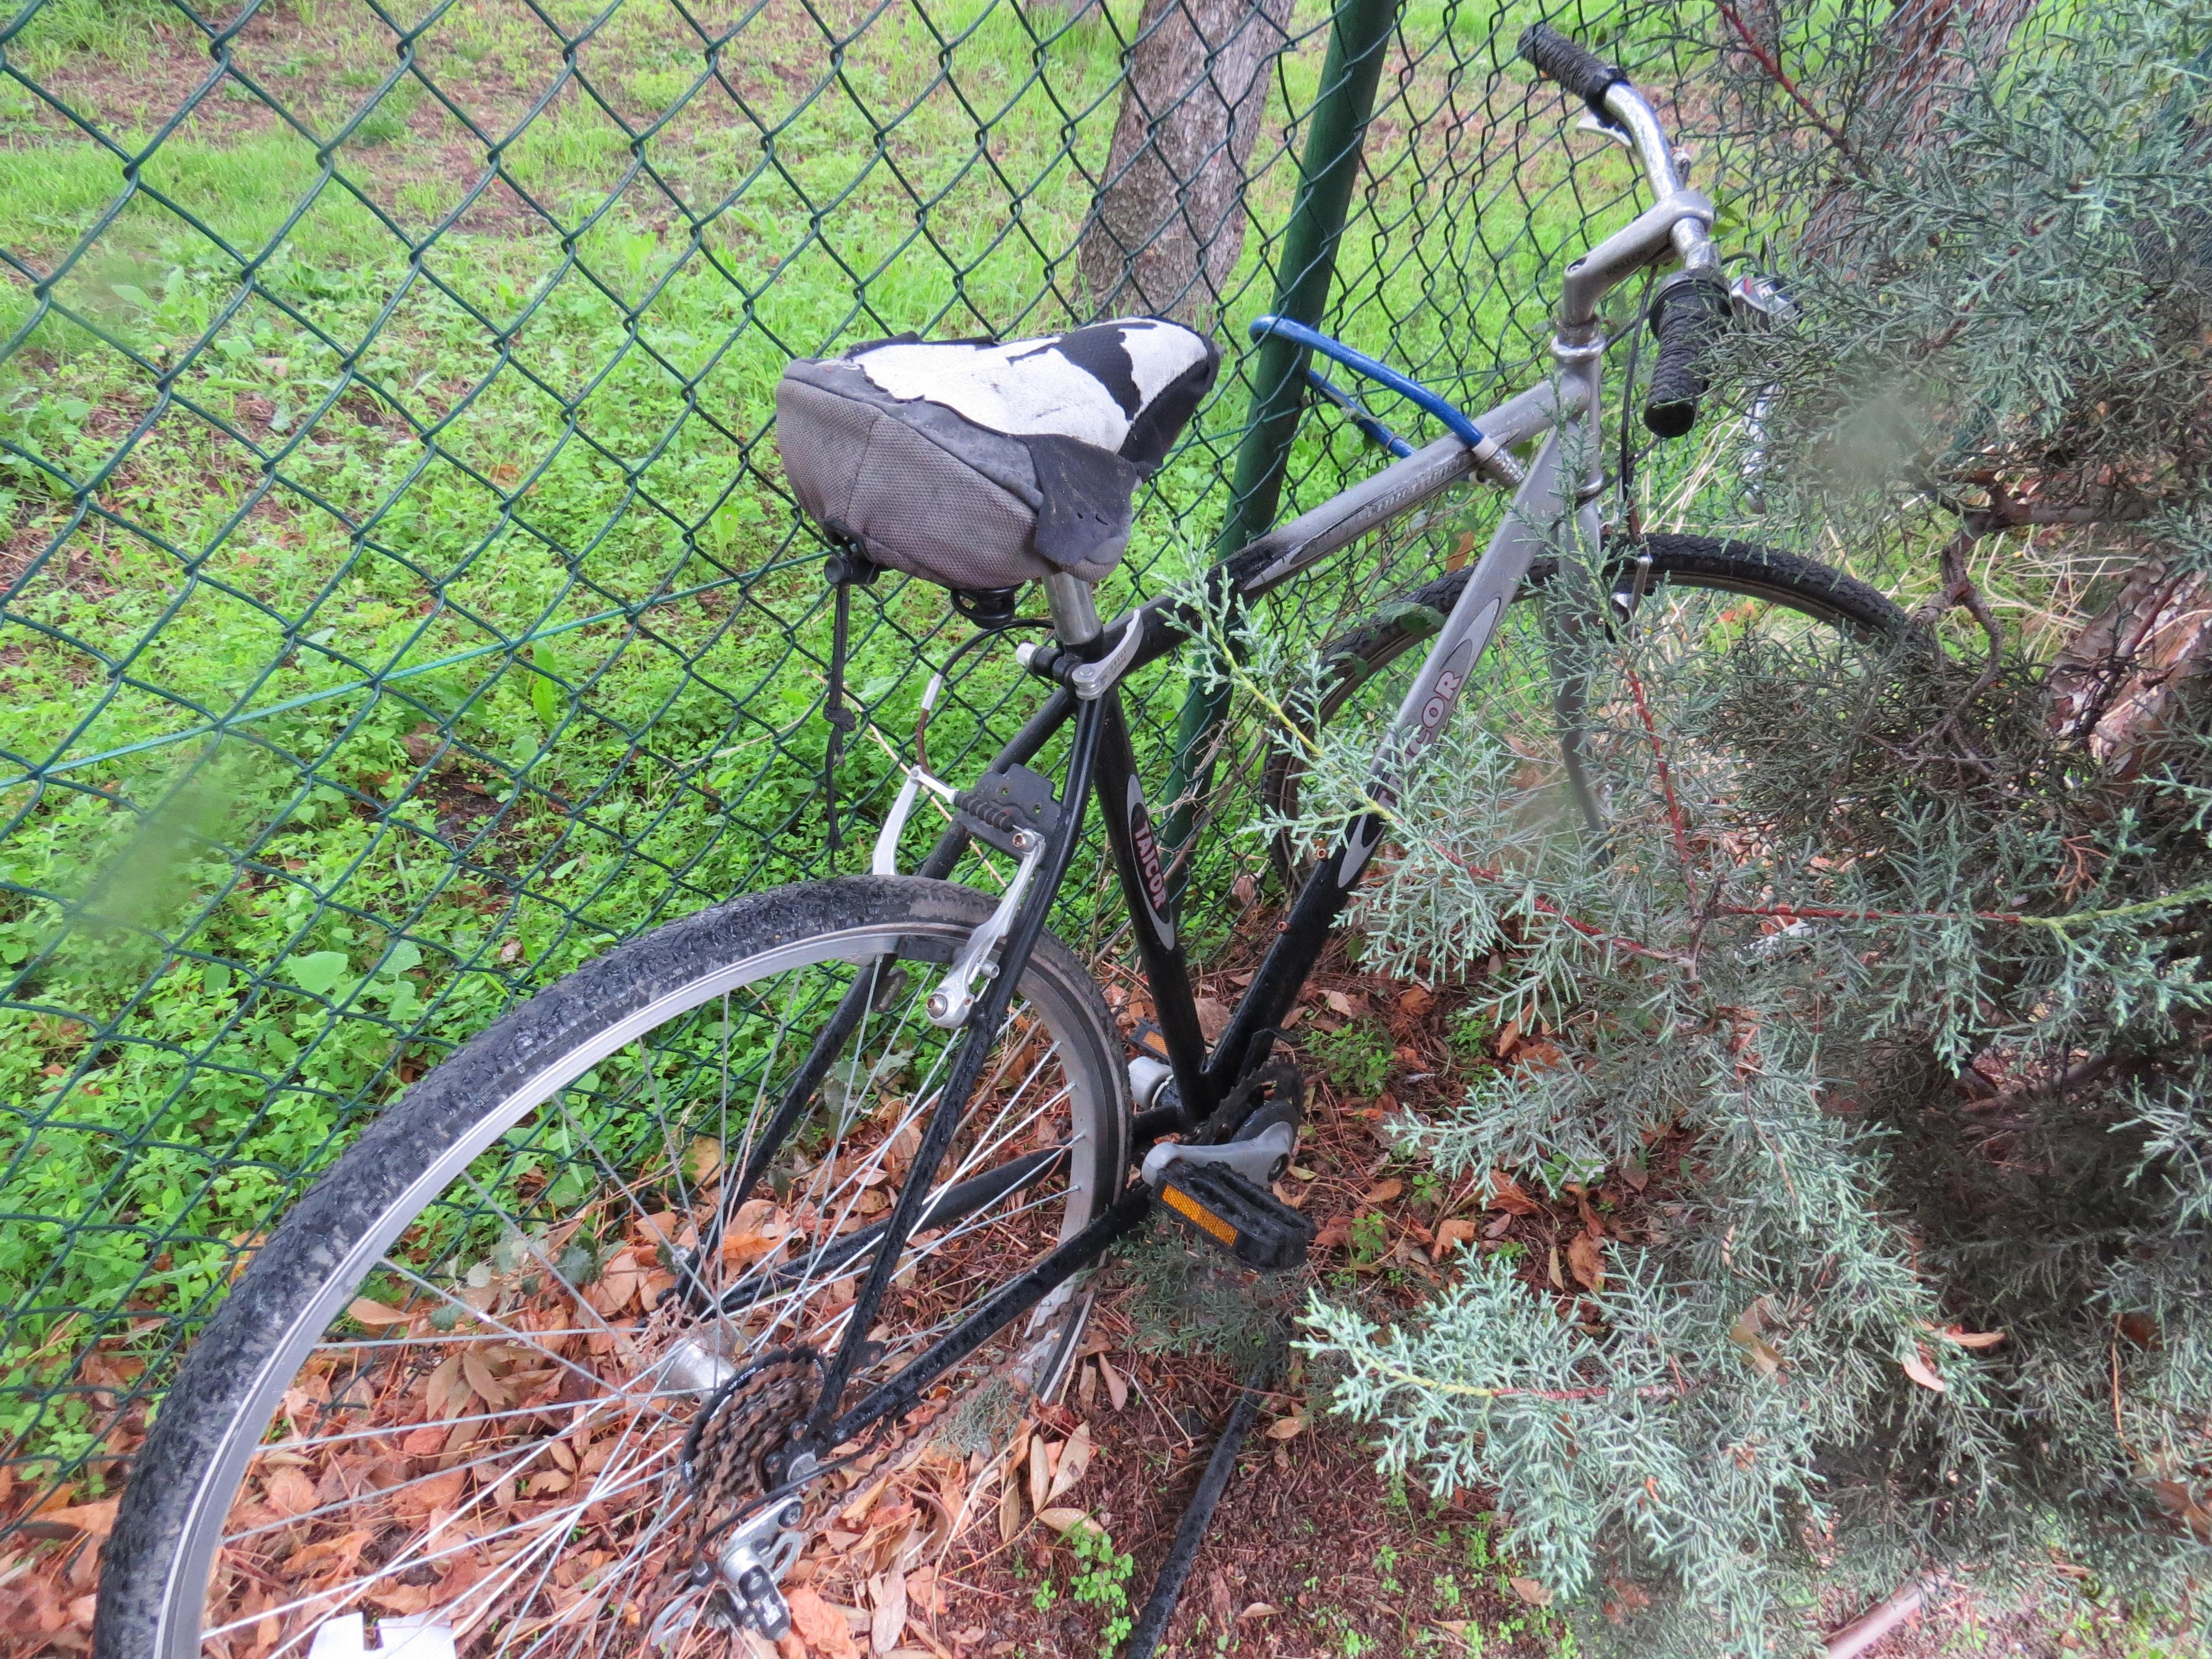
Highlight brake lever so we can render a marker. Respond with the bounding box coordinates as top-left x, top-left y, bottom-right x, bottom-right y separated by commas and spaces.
1573, 111, 1632, 150
1728, 273, 1797, 514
